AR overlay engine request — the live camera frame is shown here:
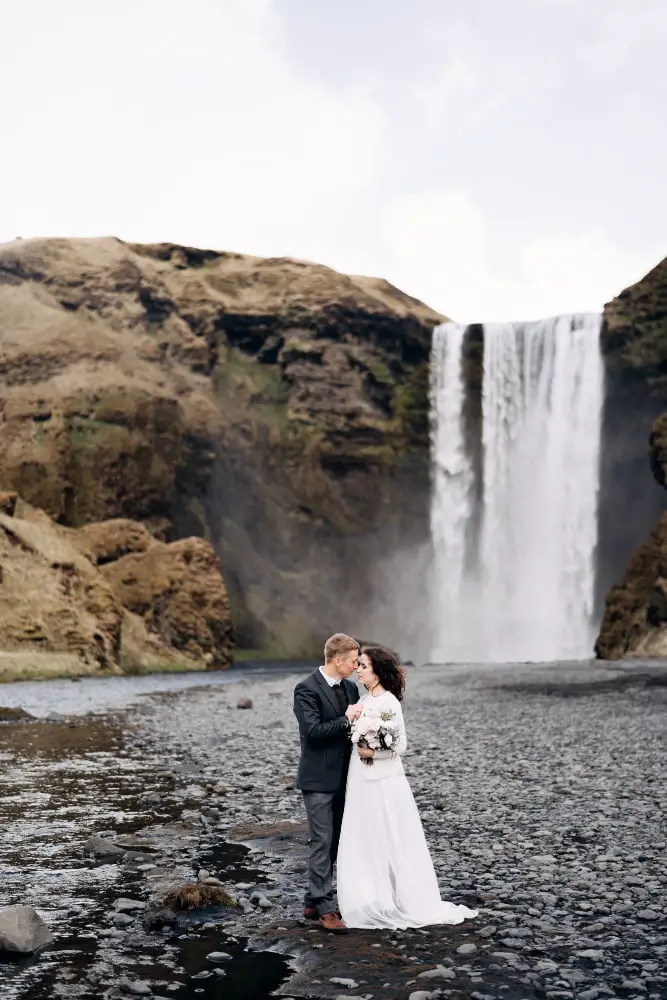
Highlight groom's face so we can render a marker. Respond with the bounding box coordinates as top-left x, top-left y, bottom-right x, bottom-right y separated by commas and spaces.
335, 649, 359, 679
